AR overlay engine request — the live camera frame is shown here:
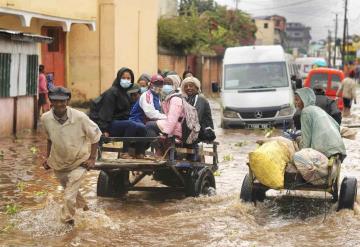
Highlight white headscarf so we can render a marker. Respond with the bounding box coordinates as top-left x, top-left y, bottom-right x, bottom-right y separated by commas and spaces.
181, 76, 201, 94
166, 74, 182, 90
